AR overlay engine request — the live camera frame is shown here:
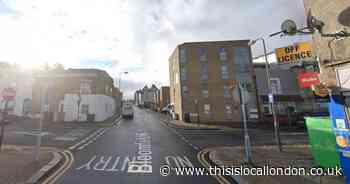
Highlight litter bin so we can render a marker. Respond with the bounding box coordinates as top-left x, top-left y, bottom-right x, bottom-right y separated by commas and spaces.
305, 117, 340, 168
